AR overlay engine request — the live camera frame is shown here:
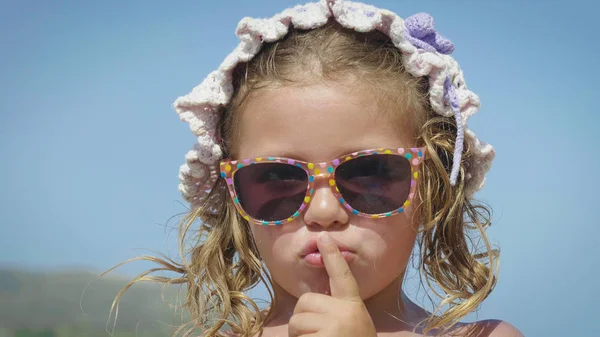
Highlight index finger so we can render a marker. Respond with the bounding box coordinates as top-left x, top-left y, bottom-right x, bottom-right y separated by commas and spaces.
316, 232, 361, 301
